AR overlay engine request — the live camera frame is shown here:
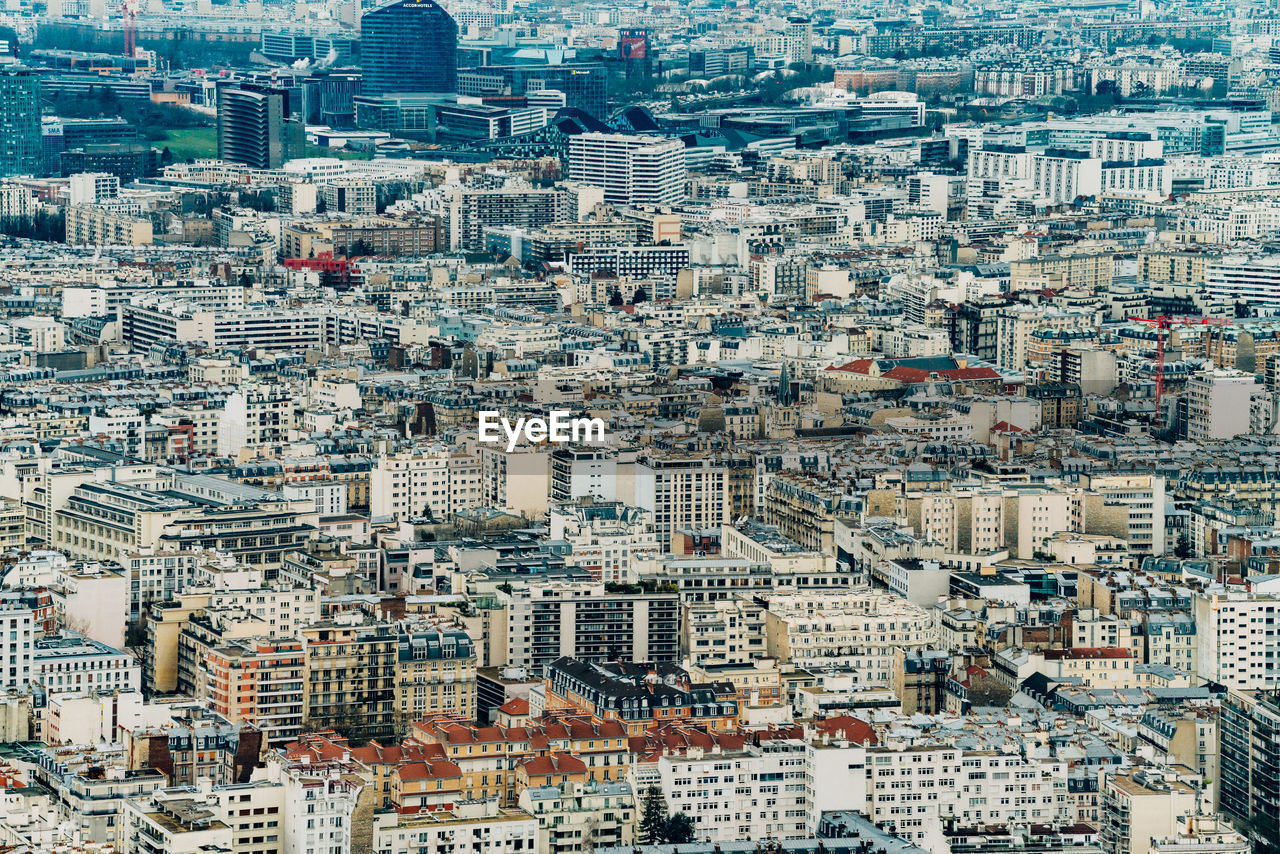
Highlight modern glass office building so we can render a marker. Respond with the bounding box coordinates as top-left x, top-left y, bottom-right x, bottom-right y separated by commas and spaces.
361, 0, 458, 96
0, 67, 42, 178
